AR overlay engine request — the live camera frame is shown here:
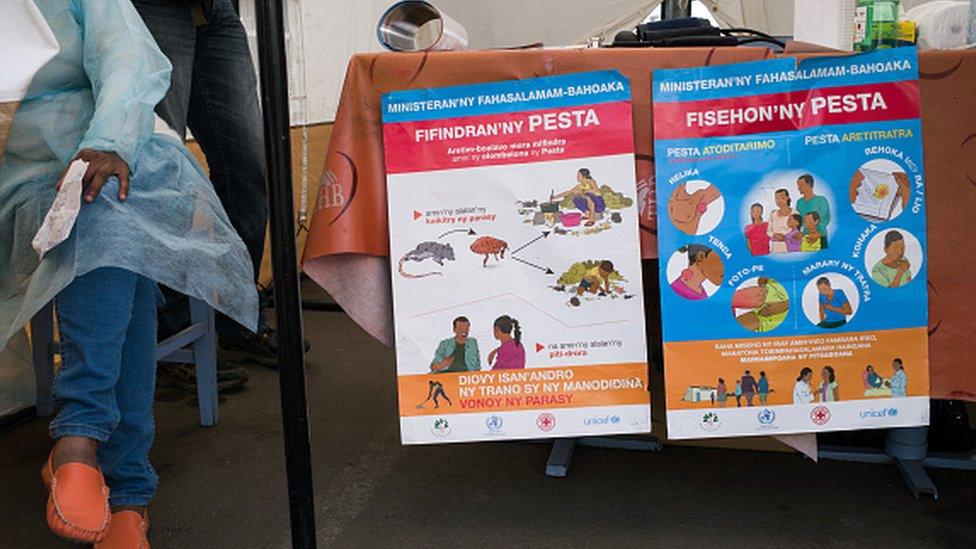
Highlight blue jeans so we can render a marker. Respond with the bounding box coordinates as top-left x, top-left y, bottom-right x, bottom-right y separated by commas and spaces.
133, 0, 268, 339
49, 268, 160, 507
